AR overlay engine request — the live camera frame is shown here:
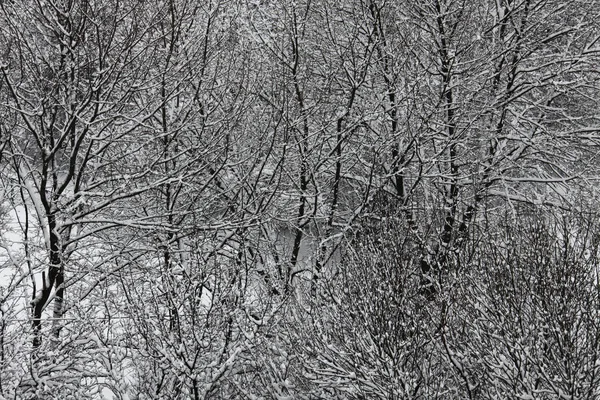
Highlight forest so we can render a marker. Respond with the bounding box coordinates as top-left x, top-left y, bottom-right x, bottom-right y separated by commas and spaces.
1, 0, 600, 398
